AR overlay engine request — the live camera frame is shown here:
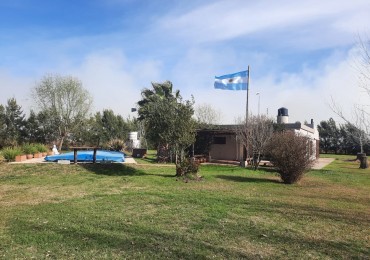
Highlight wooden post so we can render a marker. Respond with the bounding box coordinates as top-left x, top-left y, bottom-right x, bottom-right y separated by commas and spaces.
93, 148, 97, 163
74, 149, 77, 164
